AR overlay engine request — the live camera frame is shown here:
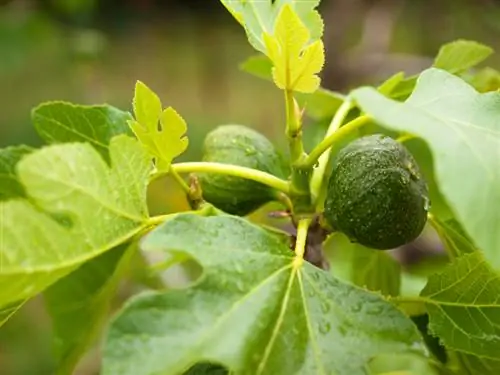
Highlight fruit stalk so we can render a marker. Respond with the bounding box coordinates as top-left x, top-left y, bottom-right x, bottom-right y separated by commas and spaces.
169, 162, 290, 194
